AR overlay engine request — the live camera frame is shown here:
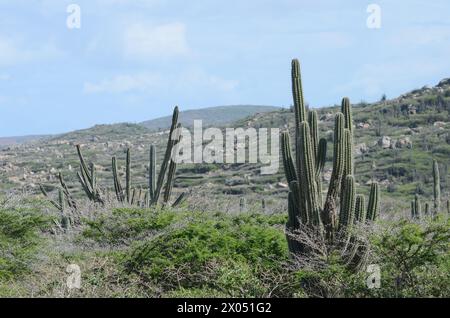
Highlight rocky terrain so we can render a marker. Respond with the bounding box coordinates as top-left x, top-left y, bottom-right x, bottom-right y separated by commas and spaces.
1, 79, 450, 214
